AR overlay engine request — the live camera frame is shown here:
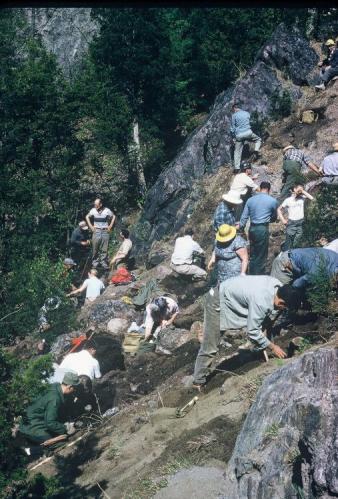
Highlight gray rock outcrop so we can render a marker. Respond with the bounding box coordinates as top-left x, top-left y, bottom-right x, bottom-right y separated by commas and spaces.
222, 347, 338, 498
134, 24, 318, 258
